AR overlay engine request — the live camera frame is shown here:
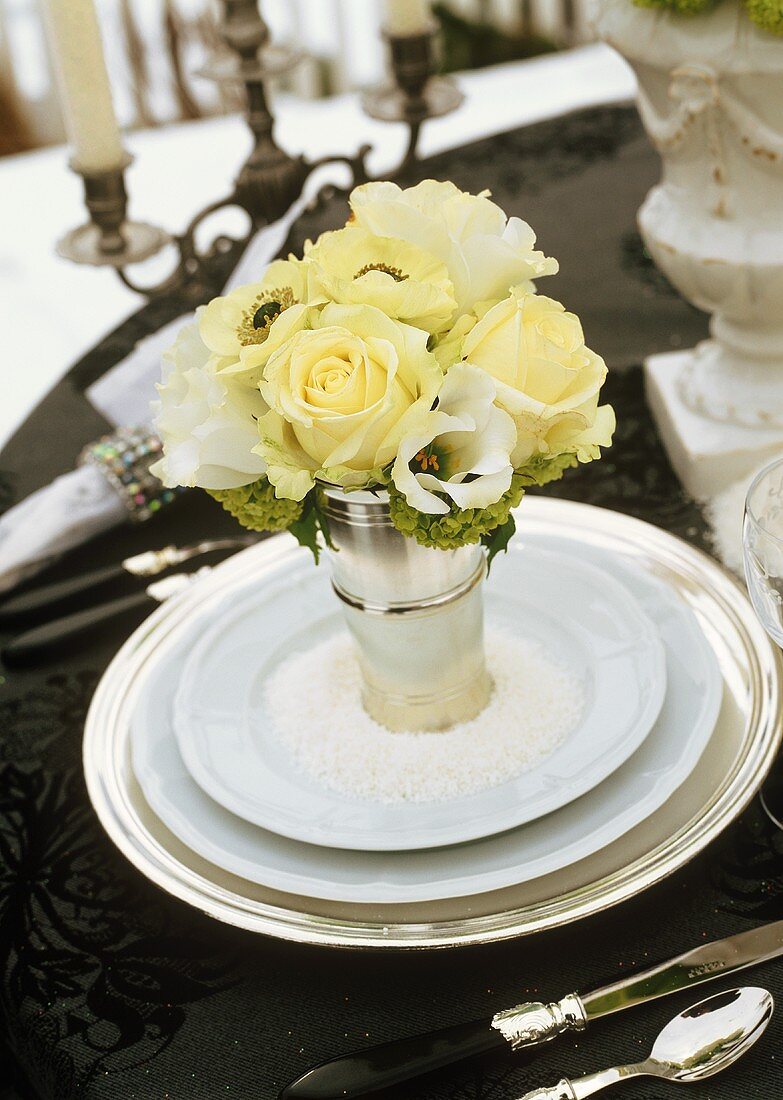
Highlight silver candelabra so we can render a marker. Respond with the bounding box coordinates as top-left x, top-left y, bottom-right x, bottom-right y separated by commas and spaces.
56, 1, 463, 301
